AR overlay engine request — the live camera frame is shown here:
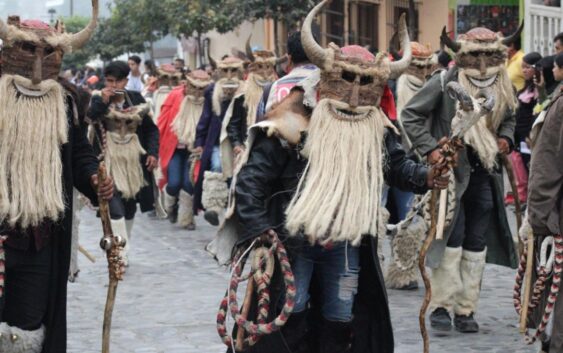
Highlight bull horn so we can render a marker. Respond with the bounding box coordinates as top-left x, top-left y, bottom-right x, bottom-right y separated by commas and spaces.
440, 26, 460, 53
388, 31, 400, 58
246, 35, 255, 62
301, 0, 329, 69
502, 21, 524, 46
70, 0, 99, 50
389, 13, 412, 79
